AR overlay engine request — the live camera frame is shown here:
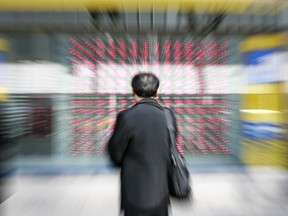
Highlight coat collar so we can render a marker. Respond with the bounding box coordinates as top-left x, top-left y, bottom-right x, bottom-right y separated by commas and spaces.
134, 98, 164, 110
